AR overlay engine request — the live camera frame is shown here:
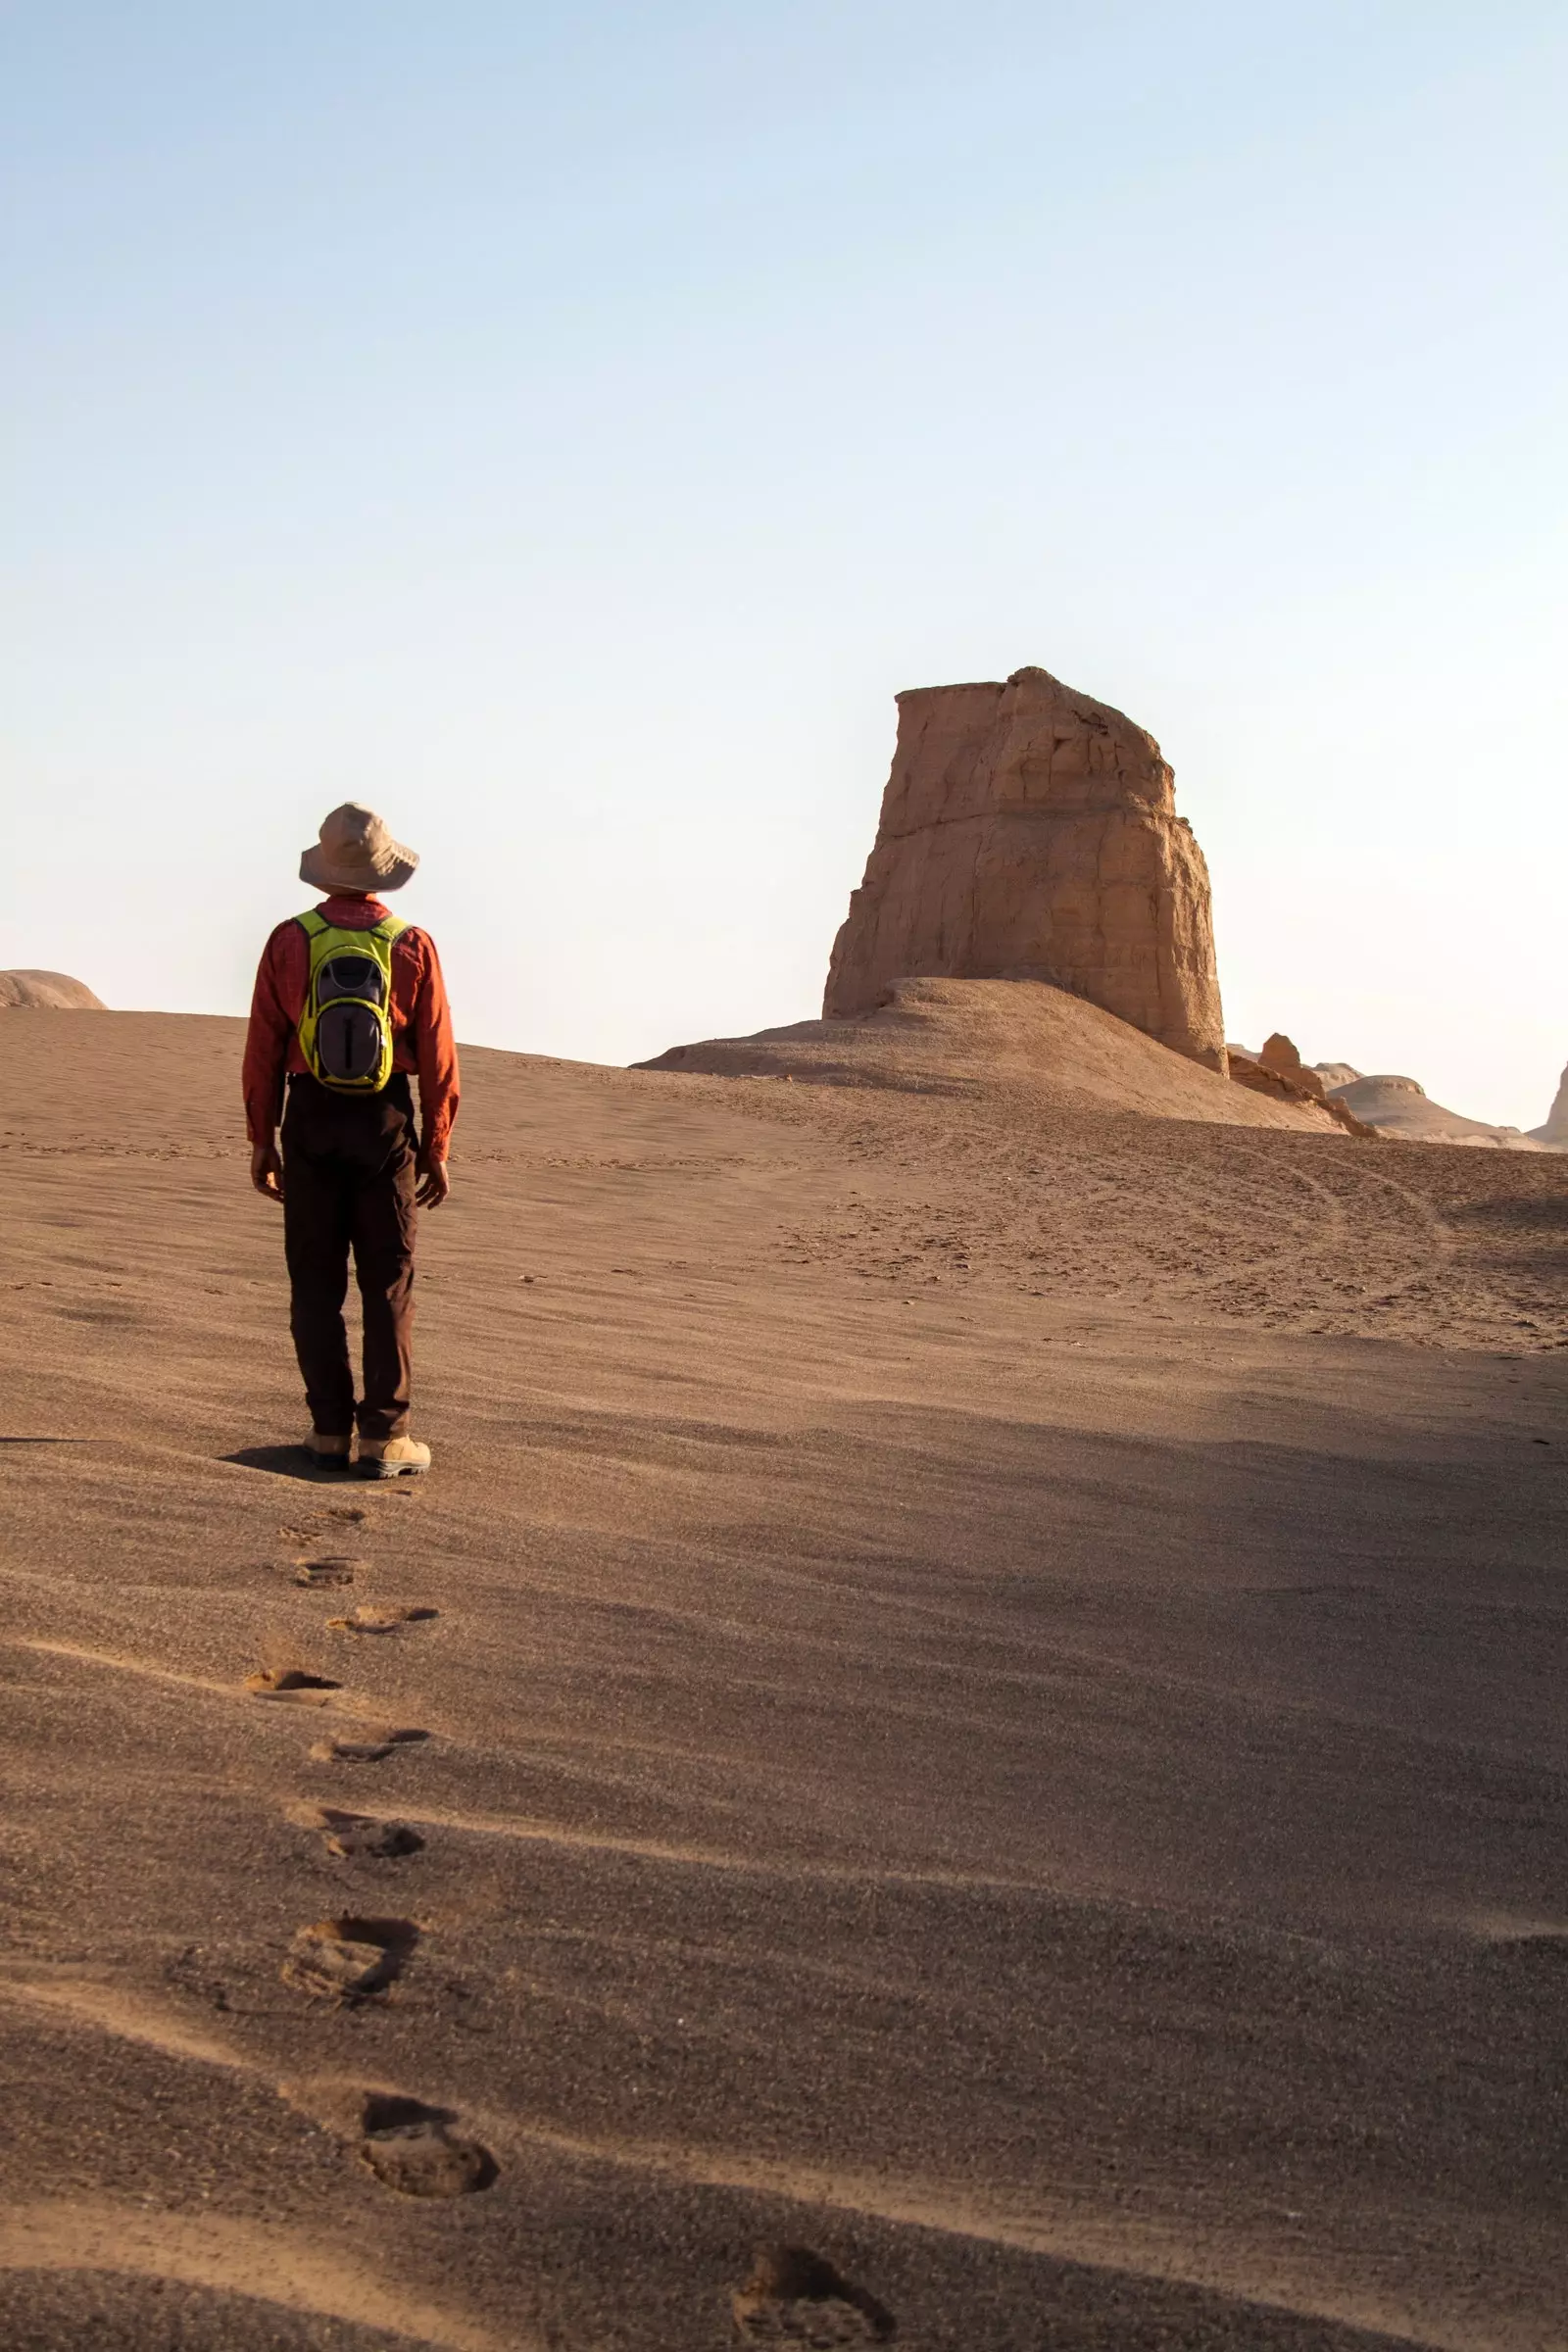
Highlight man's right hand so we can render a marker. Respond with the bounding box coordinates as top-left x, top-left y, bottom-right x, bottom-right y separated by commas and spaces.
416, 1149, 451, 1209
251, 1141, 284, 1202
